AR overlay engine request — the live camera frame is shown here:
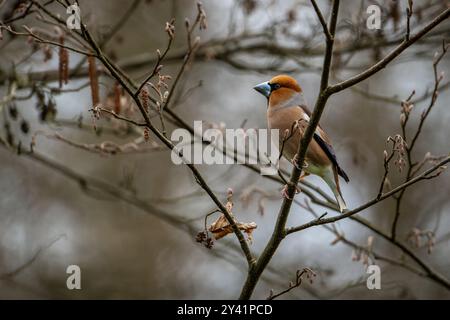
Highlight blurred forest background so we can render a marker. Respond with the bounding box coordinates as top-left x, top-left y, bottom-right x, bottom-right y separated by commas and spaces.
0, 0, 449, 299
